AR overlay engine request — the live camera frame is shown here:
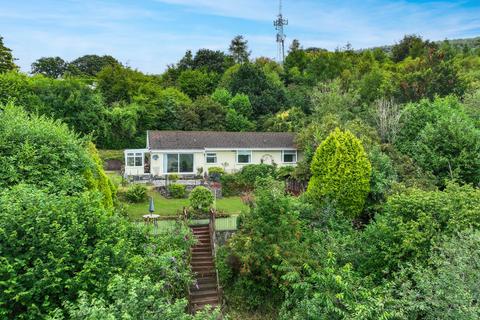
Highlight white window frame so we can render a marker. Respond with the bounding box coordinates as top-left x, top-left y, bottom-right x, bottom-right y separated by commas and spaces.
126, 152, 144, 167
236, 150, 252, 164
163, 153, 195, 174
205, 152, 217, 164
282, 150, 297, 164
